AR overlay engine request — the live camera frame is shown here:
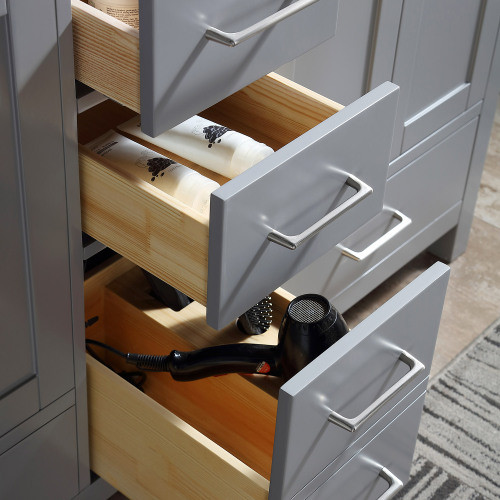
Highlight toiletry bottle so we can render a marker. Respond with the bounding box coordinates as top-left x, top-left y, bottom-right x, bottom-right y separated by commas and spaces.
85, 131, 220, 216
88, 0, 139, 29
118, 115, 274, 178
